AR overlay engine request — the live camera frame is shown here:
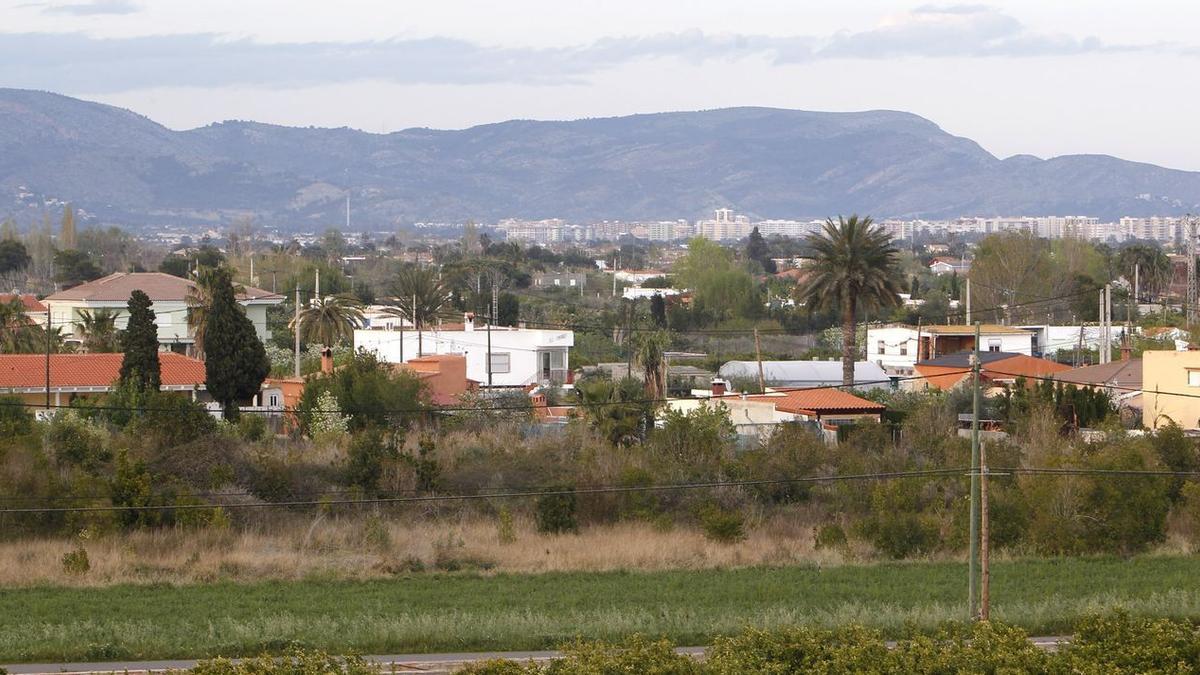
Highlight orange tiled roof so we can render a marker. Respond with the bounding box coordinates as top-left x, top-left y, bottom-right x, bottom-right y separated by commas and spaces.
0, 294, 47, 313
747, 387, 885, 414
0, 352, 206, 390
45, 272, 282, 303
